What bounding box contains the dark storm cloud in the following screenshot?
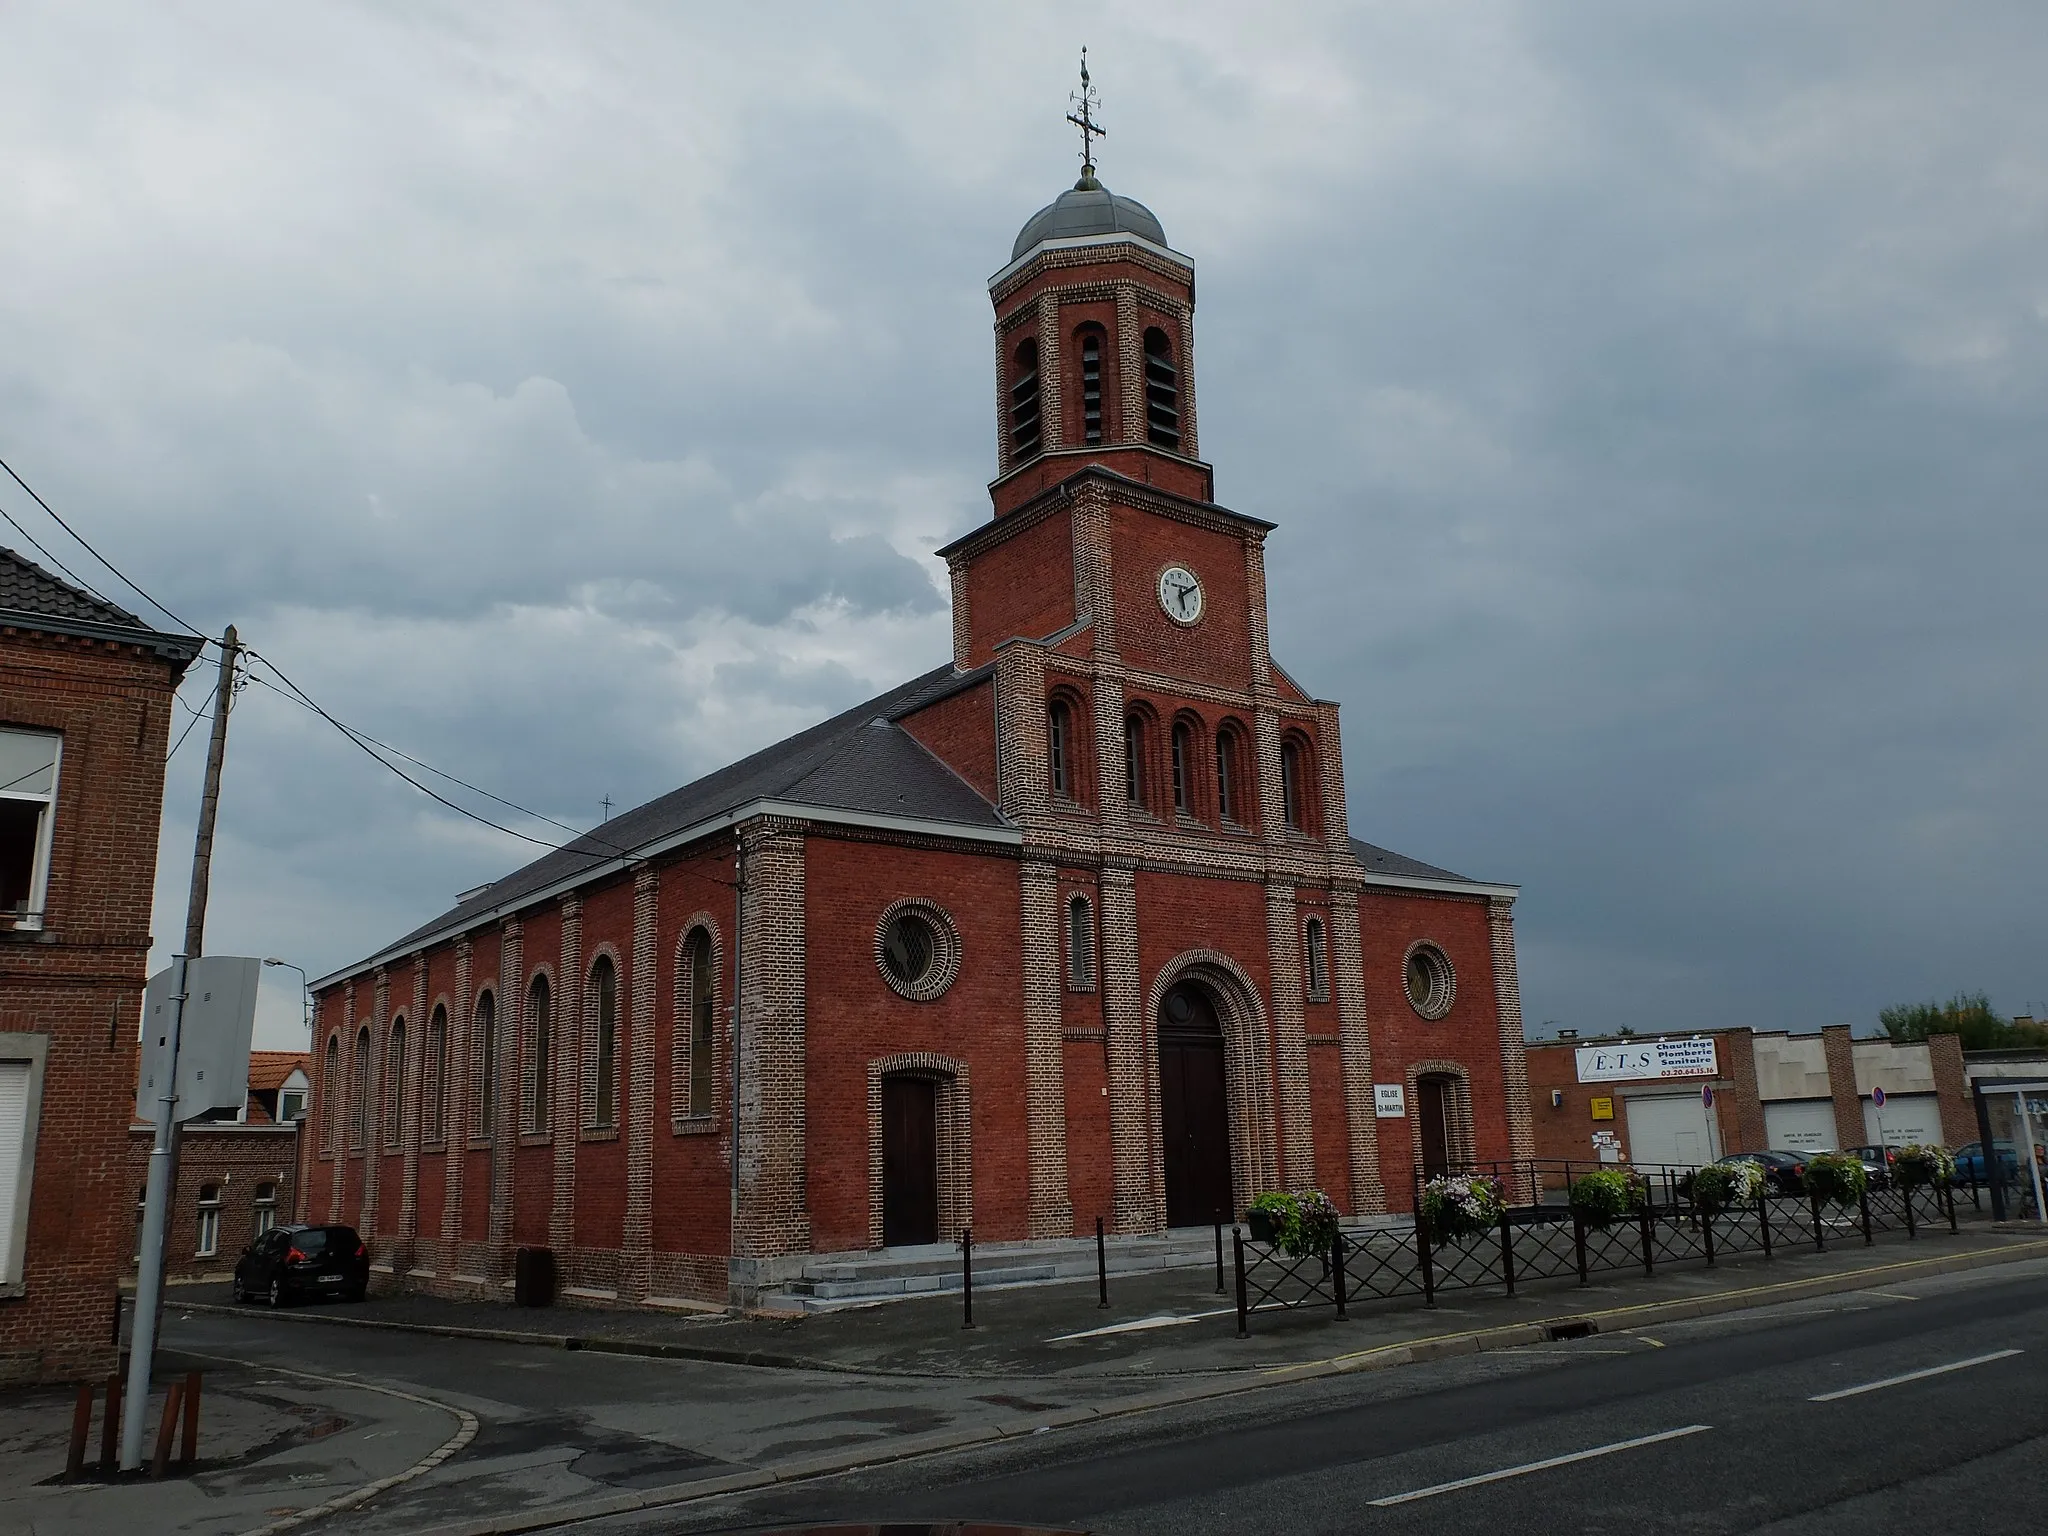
[1,2,2043,1045]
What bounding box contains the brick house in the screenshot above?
[0,551,200,1383]
[306,167,1534,1307]
[125,1051,310,1282]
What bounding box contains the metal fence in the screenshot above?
[1230,1160,1967,1336]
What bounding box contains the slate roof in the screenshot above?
[1348,837,1476,885]
[0,547,202,660]
[367,663,1006,963]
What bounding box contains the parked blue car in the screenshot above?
[1952,1141,2042,1183]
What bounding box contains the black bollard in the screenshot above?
[960,1227,975,1330]
[1096,1215,1109,1309]
[1332,1230,1348,1320]
[1233,1227,1249,1338]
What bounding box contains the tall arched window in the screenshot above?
[1171,720,1193,815]
[425,1004,447,1142]
[473,990,497,1138]
[322,1035,340,1151]
[1124,712,1149,810]
[1216,725,1244,826]
[351,1026,370,1147]
[1304,916,1329,1001]
[1079,330,1104,443]
[384,1015,406,1145]
[526,974,551,1134]
[1010,338,1042,460]
[1143,328,1179,450]
[1067,894,1095,990]
[589,955,619,1129]
[685,930,715,1118]
[1281,737,1311,833]
[1048,699,1072,800]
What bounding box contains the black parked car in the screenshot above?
[231,1224,369,1306]
[1842,1144,1898,1190]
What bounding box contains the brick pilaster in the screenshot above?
[1037,290,1064,450]
[623,868,659,1298]
[395,953,427,1271]
[734,817,811,1261]
[1821,1024,1865,1150]
[441,939,471,1271]
[550,899,581,1257]
[1115,281,1142,447]
[994,642,1050,819]
[1098,862,1155,1233]
[329,986,352,1221]
[1175,301,1199,459]
[1927,1032,1974,1147]
[1242,536,1272,695]
[1019,859,1072,1237]
[1486,899,1536,1176]
[490,924,521,1270]
[1253,705,1284,838]
[361,966,388,1241]
[1329,890,1385,1214]
[1724,1028,1767,1154]
[1263,881,1315,1190]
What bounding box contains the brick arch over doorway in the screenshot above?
[1144,949,1279,1228]
[865,1053,973,1250]
[1403,1058,1476,1192]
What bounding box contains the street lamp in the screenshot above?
[263,957,312,1046]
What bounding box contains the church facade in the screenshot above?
[307,167,1535,1307]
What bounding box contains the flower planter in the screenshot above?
[1246,1208,1281,1245]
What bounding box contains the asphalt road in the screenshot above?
[616,1261,2048,1535]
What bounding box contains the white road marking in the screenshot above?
[1809,1349,2022,1402]
[1049,1309,1233,1341]
[1367,1424,1713,1506]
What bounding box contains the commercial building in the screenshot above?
[1527,1025,1974,1170]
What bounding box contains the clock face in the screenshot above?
[1157,564,1203,625]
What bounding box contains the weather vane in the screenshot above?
[1067,47,1104,186]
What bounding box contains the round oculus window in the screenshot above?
[1404,942,1456,1020]
[875,900,962,1002]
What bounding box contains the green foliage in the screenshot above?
[1244,1190,1341,1259]
[1690,1160,1765,1213]
[1420,1175,1506,1241]
[1568,1169,1646,1228]
[1893,1144,1956,1190]
[1805,1152,1868,1208]
[1879,991,2048,1052]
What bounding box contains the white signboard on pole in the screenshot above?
[1574,1037,1718,1084]
[137,956,260,1121]
[1374,1084,1407,1118]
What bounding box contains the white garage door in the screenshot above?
[1864,1094,1942,1148]
[1626,1094,1716,1170]
[1765,1099,1839,1153]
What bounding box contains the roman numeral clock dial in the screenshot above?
[1157,564,1203,626]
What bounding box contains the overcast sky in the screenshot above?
[5,3,2044,1050]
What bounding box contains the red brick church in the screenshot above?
[308,153,1535,1307]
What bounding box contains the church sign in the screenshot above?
[1575,1038,1717,1084]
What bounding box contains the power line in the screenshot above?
[166,701,211,764]
[0,499,124,611]
[240,648,626,860]
[0,452,208,639]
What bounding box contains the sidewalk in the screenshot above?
[0,1349,468,1536]
[168,1222,2048,1381]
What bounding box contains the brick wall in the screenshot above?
[0,625,189,1384]
[124,1123,302,1282]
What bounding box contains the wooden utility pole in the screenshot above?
[124,623,238,1470]
[183,623,239,956]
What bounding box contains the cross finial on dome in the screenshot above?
[1066,47,1105,190]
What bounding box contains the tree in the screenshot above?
[1879,991,2048,1052]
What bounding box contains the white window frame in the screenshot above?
[0,730,62,932]
[253,1183,278,1237]
[196,1185,222,1257]
[0,1033,49,1295]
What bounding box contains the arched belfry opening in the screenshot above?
[1157,980,1234,1227]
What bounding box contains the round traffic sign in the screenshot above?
[1872,1086,1886,1107]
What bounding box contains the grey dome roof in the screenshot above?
[1012,179,1167,261]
